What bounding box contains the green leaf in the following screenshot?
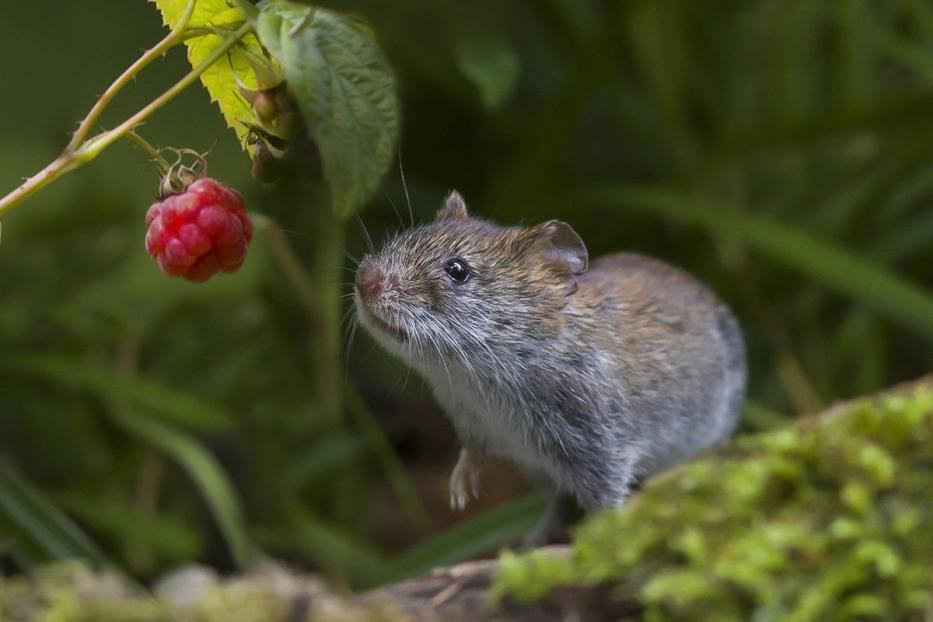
[0,467,112,569]
[589,186,933,342]
[150,0,269,150]
[256,2,400,214]
[108,404,254,570]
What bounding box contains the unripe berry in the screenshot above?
[145,178,253,283]
[253,90,279,124]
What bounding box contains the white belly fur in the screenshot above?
[424,366,553,479]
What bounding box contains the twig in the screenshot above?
[125,130,172,172]
[254,214,321,327]
[68,0,198,151]
[0,22,252,216]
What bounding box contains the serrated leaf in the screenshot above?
[150,0,268,150]
[256,2,399,214]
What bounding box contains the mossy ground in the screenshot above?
[495,382,933,621]
[3,382,932,622]
[0,562,410,622]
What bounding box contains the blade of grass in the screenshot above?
[866,21,933,81]
[265,507,386,587]
[871,209,933,263]
[742,400,791,432]
[830,0,872,107]
[369,494,547,588]
[624,1,696,166]
[711,90,933,156]
[290,431,366,489]
[588,186,933,341]
[56,492,202,563]
[0,467,113,568]
[9,353,232,432]
[106,402,253,570]
[346,385,432,531]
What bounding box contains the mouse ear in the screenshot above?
[436,191,469,221]
[527,220,588,276]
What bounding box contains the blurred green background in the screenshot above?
[1,0,932,589]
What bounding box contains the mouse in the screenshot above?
[354,191,746,541]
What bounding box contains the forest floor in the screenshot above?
[2,375,931,621]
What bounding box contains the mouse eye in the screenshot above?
[443,257,471,283]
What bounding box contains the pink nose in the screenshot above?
[356,262,396,303]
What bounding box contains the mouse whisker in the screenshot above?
[353,213,375,253]
[382,188,406,229]
[343,315,360,372]
[397,148,414,227]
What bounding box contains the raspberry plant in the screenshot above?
[0,0,399,426]
[0,0,400,569]
[0,0,398,216]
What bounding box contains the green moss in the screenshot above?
[494,384,933,621]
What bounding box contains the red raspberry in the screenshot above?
[145,178,253,283]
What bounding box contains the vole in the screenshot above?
[354,192,746,537]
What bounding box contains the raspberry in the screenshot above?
[145,178,253,283]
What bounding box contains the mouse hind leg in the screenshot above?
[521,452,639,547]
[522,493,581,548]
[572,448,640,511]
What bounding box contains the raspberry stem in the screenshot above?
[309,202,346,425]
[0,15,252,216]
[125,131,172,173]
[254,214,320,325]
[68,0,198,151]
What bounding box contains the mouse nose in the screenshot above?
[356,261,397,304]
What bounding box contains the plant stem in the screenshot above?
[125,131,172,172]
[0,22,252,216]
[255,208,345,427]
[76,23,253,169]
[310,205,347,426]
[254,214,321,326]
[68,0,198,151]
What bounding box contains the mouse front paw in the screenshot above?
[449,447,481,511]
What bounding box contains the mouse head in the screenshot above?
[354,191,588,373]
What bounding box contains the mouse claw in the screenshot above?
[469,465,481,500]
[449,486,467,511]
[449,447,481,511]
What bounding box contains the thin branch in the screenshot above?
[0,23,252,216]
[125,130,172,172]
[254,214,321,327]
[68,0,198,150]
